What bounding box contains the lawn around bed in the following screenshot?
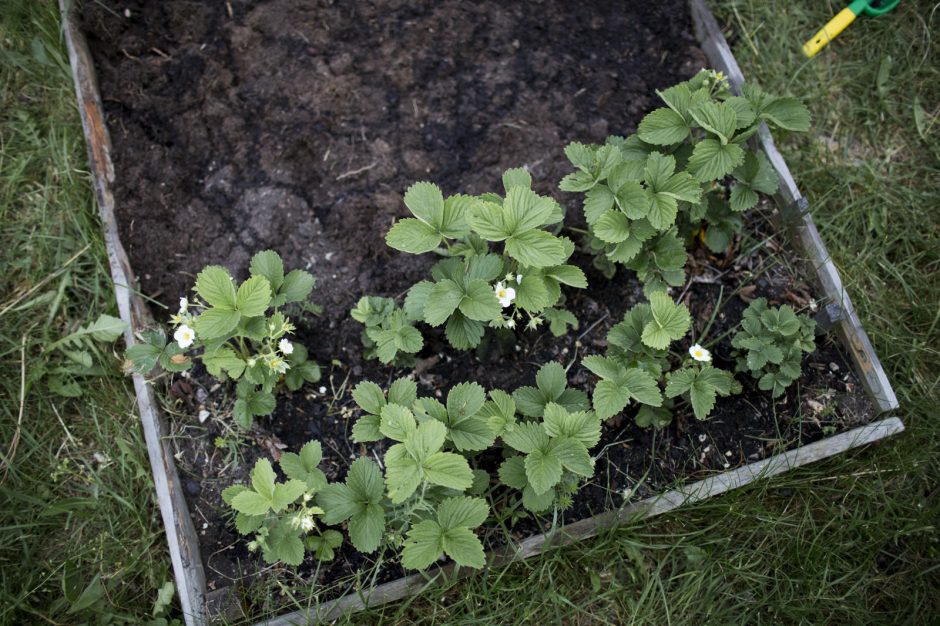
[0,1,937,624]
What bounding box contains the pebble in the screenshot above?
[829,362,840,372]
[318,386,327,394]
[198,409,210,423]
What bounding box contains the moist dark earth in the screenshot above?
[83,0,875,613]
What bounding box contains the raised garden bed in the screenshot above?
[61,0,902,624]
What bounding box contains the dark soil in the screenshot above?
[82,0,875,616]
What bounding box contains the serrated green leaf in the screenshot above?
[423,279,464,326]
[615,181,650,219]
[194,307,240,340]
[271,479,307,511]
[442,527,486,569]
[642,292,691,349]
[583,185,615,225]
[459,279,502,321]
[559,170,597,192]
[501,421,550,454]
[445,311,485,350]
[502,167,532,191]
[760,97,810,132]
[234,276,271,317]
[688,139,745,182]
[280,269,315,304]
[524,448,563,495]
[249,250,284,291]
[522,484,556,512]
[505,229,566,268]
[690,101,737,144]
[352,380,385,415]
[498,456,528,489]
[230,490,271,516]
[729,183,759,212]
[592,379,632,420]
[550,436,594,476]
[380,403,417,442]
[544,265,587,288]
[437,496,489,530]
[404,181,445,225]
[195,266,236,310]
[446,382,486,422]
[403,281,434,321]
[250,459,276,500]
[401,520,444,570]
[637,107,690,145]
[423,452,474,491]
[386,218,442,253]
[594,210,631,243]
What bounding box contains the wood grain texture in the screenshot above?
[58,1,208,624]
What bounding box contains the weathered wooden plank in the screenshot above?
[688,0,899,413]
[57,2,208,624]
[262,417,904,625]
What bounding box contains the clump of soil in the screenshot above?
[82,0,875,616]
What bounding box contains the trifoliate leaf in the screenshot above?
[543,403,601,448]
[637,107,690,145]
[642,292,691,349]
[688,139,745,182]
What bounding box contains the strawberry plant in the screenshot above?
[731,298,816,397]
[126,251,320,428]
[376,168,586,350]
[560,70,809,293]
[350,296,423,366]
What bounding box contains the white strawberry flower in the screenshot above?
[494,281,516,308]
[278,338,294,355]
[179,296,189,313]
[515,273,523,284]
[689,343,711,362]
[174,324,196,349]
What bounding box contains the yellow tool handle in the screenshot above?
[803,7,858,58]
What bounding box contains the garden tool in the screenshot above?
[802,0,901,58]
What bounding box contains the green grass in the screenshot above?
[0,1,171,623]
[1,0,937,624]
